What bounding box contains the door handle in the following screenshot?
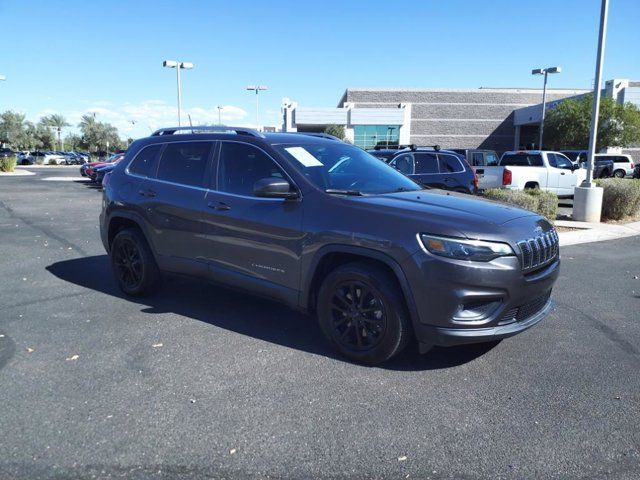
[560,172,566,175]
[476,169,485,174]
[138,189,156,197]
[208,201,231,211]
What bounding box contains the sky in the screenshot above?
[1,0,639,139]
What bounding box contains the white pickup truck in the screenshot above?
[479,150,587,197]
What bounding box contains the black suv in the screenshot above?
[100,127,559,364]
[368,146,477,194]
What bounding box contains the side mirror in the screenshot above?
[253,177,298,199]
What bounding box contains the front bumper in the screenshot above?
[401,247,559,348]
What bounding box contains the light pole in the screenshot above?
[163,60,194,126]
[532,66,561,149]
[216,105,224,125]
[246,85,267,130]
[573,0,608,223]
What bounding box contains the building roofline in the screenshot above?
[343,87,591,94]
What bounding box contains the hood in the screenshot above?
[351,189,541,240]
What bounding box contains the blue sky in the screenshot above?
[1,0,639,139]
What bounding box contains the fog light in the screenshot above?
[453,299,502,321]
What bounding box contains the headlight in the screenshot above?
[419,234,514,262]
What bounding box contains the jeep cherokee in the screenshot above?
[100,126,560,365]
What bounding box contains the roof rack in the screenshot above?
[151,126,265,138]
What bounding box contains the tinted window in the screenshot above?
[471,152,485,166]
[414,153,438,174]
[547,153,558,167]
[391,153,415,175]
[439,154,464,173]
[128,144,161,177]
[485,152,498,166]
[501,154,543,167]
[156,142,212,187]
[218,142,285,196]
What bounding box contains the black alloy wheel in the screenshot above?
[317,262,411,365]
[329,281,387,351]
[110,228,159,296]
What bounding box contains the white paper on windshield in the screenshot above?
[285,147,324,167]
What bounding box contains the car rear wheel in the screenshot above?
[110,228,160,296]
[317,262,411,365]
[613,169,625,178]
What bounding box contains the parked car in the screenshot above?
[448,149,500,190]
[369,146,477,194]
[482,150,586,197]
[25,151,66,165]
[100,126,559,365]
[560,150,614,178]
[86,154,125,181]
[81,154,123,178]
[633,163,640,179]
[0,148,14,158]
[595,153,635,178]
[94,162,118,185]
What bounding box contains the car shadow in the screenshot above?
[46,255,498,371]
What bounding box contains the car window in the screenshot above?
[547,153,558,168]
[485,152,498,166]
[390,153,415,175]
[156,141,212,187]
[439,154,464,173]
[555,154,573,170]
[501,154,543,167]
[218,142,285,197]
[128,144,162,177]
[413,153,438,174]
[472,152,485,166]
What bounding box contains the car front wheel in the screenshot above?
[317,262,411,365]
[614,169,625,178]
[110,228,160,296]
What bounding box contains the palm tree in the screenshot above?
[42,114,70,151]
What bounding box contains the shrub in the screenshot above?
[48,158,59,165]
[595,178,640,220]
[483,188,558,222]
[0,156,17,172]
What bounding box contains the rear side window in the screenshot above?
[128,144,161,177]
[501,154,543,166]
[472,152,485,166]
[439,154,464,173]
[218,142,285,196]
[413,153,438,174]
[156,142,212,187]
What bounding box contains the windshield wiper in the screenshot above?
[325,189,363,196]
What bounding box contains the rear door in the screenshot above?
[437,153,469,192]
[201,141,303,303]
[139,140,215,276]
[411,152,442,188]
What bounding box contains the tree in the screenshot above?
[78,114,123,152]
[544,94,640,150]
[323,124,346,140]
[41,114,70,151]
[34,123,56,150]
[64,133,83,151]
[0,111,30,148]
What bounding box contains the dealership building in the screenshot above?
[282,78,640,156]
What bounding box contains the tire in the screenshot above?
[110,227,160,296]
[613,169,625,178]
[524,183,539,190]
[317,262,412,365]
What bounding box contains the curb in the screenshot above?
[557,220,640,246]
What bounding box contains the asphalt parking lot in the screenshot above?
[1,167,640,479]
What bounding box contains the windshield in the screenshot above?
[275,143,421,194]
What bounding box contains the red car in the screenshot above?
[81,154,124,181]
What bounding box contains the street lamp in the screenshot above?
[246,85,268,130]
[163,60,194,127]
[532,66,561,149]
[216,105,224,125]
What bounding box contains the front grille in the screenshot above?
[498,291,551,325]
[517,229,559,271]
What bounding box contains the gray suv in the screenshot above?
[100,127,560,365]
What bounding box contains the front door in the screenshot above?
[202,141,303,304]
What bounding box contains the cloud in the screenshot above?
[63,100,250,138]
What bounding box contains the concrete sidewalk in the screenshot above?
[556,219,640,246]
